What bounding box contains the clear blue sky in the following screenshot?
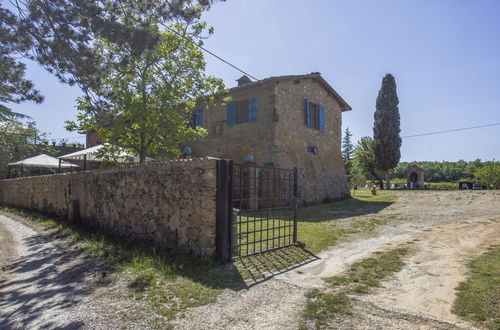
[9,0,500,161]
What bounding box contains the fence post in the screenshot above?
[215,159,233,263]
[293,167,298,243]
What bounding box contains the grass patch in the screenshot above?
[326,247,409,291]
[303,289,350,326]
[0,206,241,323]
[298,191,398,253]
[452,245,500,329]
[303,245,411,328]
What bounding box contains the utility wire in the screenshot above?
[164,25,259,81]
[402,123,500,138]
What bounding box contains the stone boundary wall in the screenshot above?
[0,157,219,256]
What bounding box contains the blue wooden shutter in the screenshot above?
[304,98,311,127]
[318,104,325,131]
[227,101,235,126]
[195,109,203,127]
[248,96,258,122]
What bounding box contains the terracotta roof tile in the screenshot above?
[230,72,352,111]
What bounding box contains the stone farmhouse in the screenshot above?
[188,72,352,204]
[86,72,352,204]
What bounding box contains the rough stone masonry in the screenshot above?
[0,158,218,256]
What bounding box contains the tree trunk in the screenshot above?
[379,179,384,190]
[385,171,391,190]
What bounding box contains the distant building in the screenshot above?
[407,165,425,189]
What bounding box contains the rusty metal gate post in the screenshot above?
[215,159,233,263]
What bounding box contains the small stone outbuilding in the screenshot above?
[407,165,425,189]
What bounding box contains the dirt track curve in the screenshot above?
[1,190,499,329]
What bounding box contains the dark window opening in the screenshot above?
[309,102,320,129]
[236,99,249,124]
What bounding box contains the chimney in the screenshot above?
[236,75,252,86]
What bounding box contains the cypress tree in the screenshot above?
[373,74,401,189]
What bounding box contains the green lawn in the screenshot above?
[452,245,500,330]
[298,190,397,253]
[233,190,399,278]
[235,190,397,256]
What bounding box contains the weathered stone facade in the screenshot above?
[188,73,351,204]
[407,165,425,189]
[0,158,218,256]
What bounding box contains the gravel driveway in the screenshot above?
[1,190,499,329]
[173,191,500,329]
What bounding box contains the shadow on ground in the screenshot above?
[299,195,395,222]
[234,246,319,287]
[0,226,101,330]
[0,209,319,328]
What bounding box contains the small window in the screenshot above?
[193,109,203,128]
[227,97,258,126]
[236,99,249,124]
[304,99,325,131]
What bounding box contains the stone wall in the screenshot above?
[0,158,218,256]
[188,82,277,164]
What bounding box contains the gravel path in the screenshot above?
[0,214,95,328]
[1,191,498,329]
[173,191,500,329]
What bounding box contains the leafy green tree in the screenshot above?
[0,121,51,178]
[475,162,500,189]
[66,26,226,163]
[341,127,355,183]
[373,74,401,189]
[352,137,383,187]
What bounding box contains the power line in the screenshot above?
[163,25,259,81]
[402,123,500,138]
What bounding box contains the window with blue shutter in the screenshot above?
[195,108,203,127]
[318,104,325,131]
[227,101,236,126]
[304,98,311,127]
[228,97,258,125]
[304,99,325,130]
[248,96,258,122]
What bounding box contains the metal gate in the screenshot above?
[215,160,298,262]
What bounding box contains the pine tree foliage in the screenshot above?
[341,127,354,161]
[342,127,355,183]
[0,7,43,121]
[1,0,221,113]
[373,73,401,172]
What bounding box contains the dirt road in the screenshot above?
[1,191,499,329]
[173,191,500,329]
